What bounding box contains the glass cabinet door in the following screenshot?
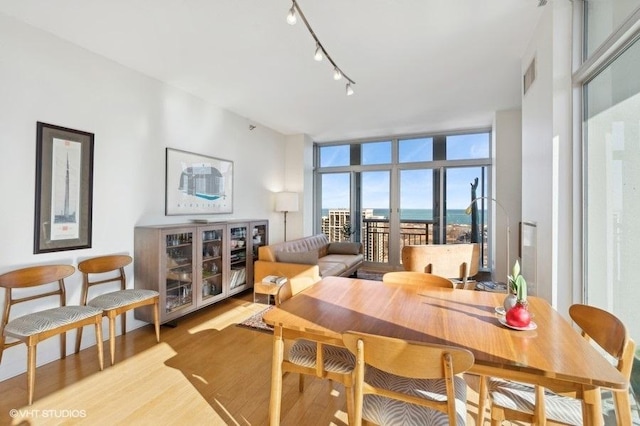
[251,222,268,259]
[200,226,225,303]
[229,224,248,293]
[164,231,195,314]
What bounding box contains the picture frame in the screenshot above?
[165,148,233,215]
[34,122,94,254]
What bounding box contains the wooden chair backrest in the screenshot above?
[275,277,317,306]
[382,271,454,288]
[401,243,478,280]
[0,265,75,343]
[343,330,474,425]
[569,304,635,377]
[77,255,132,305]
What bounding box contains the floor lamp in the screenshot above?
[275,192,299,241]
[466,196,510,289]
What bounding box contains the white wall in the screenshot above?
[0,14,289,380]
[494,109,522,285]
[520,1,575,314]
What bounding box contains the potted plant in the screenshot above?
[505,260,531,327]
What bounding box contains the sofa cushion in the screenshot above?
[276,250,319,265]
[317,260,348,277]
[323,253,365,269]
[328,242,361,255]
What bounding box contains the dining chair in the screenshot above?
[401,243,479,289]
[382,271,454,288]
[74,254,160,365]
[0,264,105,405]
[487,303,636,425]
[342,330,475,425]
[273,280,356,423]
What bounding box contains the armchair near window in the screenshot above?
[401,243,479,289]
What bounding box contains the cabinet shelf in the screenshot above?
[135,220,268,324]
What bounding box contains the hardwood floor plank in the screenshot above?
[0,290,495,425]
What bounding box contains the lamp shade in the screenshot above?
[275,192,299,213]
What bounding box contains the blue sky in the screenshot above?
[320,133,489,210]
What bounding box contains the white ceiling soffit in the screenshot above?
[0,0,544,142]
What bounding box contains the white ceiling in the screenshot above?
[0,0,544,142]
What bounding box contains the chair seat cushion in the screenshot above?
[362,366,468,425]
[288,339,355,373]
[88,289,158,310]
[4,306,103,337]
[488,377,583,425]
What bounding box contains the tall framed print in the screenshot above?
[165,148,233,215]
[34,122,94,253]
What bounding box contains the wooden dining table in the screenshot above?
[262,276,629,425]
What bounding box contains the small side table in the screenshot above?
[253,282,281,305]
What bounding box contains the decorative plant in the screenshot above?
[505,260,531,328]
[507,260,527,301]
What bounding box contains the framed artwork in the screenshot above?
[34,122,94,254]
[165,148,233,215]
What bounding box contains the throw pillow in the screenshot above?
[275,250,319,265]
[327,242,361,255]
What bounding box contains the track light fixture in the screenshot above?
[314,43,323,61]
[286,0,355,95]
[286,4,297,25]
[346,82,354,96]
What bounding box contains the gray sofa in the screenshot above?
[257,234,364,277]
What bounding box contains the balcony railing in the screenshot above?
[362,218,436,263]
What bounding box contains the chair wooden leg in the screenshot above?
[27,344,36,405]
[490,404,505,426]
[75,326,84,354]
[613,388,632,426]
[0,335,5,364]
[95,322,104,371]
[121,309,127,336]
[269,326,285,426]
[109,316,116,366]
[298,373,304,392]
[60,332,66,359]
[477,375,487,426]
[153,299,160,343]
[345,384,355,426]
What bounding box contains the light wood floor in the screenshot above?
[0,290,505,425]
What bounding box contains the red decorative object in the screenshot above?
[506,302,531,328]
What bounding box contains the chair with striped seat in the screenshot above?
[488,304,636,425]
[0,264,105,405]
[74,255,160,365]
[273,280,356,423]
[343,330,474,425]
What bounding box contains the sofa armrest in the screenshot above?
[253,260,321,292]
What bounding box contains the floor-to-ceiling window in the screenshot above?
[581,2,640,345]
[315,131,491,271]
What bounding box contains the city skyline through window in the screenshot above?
[316,131,491,269]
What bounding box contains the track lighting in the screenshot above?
[286,4,297,25]
[285,0,355,95]
[314,43,323,61]
[346,82,354,96]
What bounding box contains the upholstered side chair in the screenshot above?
[0,264,104,404]
[74,254,160,365]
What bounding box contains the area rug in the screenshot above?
[356,270,383,281]
[237,305,274,333]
